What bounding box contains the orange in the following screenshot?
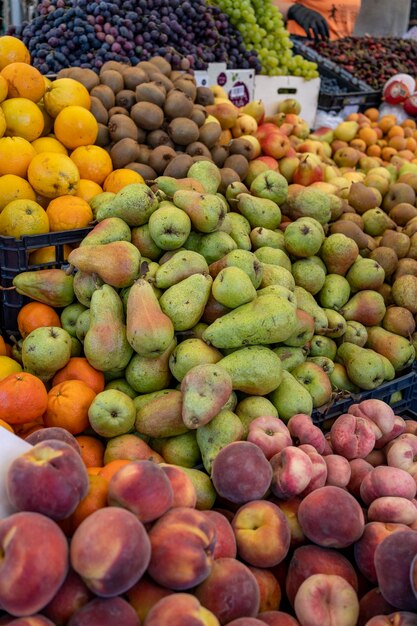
[17,302,61,338]
[0,76,7,103]
[43,379,96,435]
[0,98,44,142]
[0,356,22,380]
[52,357,105,394]
[29,244,72,265]
[98,459,132,482]
[87,467,102,476]
[0,37,30,70]
[0,372,48,424]
[0,418,13,432]
[54,107,98,150]
[75,179,103,203]
[0,174,36,211]
[46,195,93,231]
[68,474,109,532]
[0,136,36,177]
[31,136,68,155]
[0,199,49,237]
[13,418,44,437]
[1,62,45,102]
[364,107,379,122]
[43,78,90,118]
[103,168,144,193]
[70,145,113,185]
[76,435,105,468]
[27,152,80,198]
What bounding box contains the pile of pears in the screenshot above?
[13,157,417,448]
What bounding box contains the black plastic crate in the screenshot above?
[0,228,92,336]
[312,367,417,429]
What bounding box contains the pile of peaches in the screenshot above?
[1,398,417,626]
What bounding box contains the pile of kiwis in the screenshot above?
[57,56,255,191]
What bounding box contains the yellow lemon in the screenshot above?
[0,356,22,381]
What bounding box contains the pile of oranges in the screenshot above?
[0,36,145,243]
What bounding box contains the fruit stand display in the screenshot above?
[1,10,417,625]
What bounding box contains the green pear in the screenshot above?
[169,338,222,383]
[346,257,385,292]
[148,204,191,250]
[125,337,176,394]
[366,326,415,371]
[362,208,395,237]
[181,363,233,429]
[209,249,263,288]
[84,285,133,371]
[220,345,283,395]
[220,213,251,251]
[290,187,332,224]
[320,233,359,276]
[318,274,351,310]
[89,191,115,218]
[291,361,333,408]
[292,259,326,295]
[254,247,291,272]
[196,409,244,474]
[376,351,396,381]
[153,431,201,468]
[96,183,158,226]
[179,467,216,510]
[235,396,278,437]
[80,217,131,247]
[105,378,137,399]
[173,190,226,233]
[329,363,360,393]
[75,309,90,343]
[13,269,74,308]
[73,271,104,307]
[236,193,281,229]
[154,176,205,197]
[323,308,347,338]
[103,368,126,383]
[60,302,87,338]
[341,321,368,347]
[159,273,212,331]
[250,226,286,251]
[294,286,328,334]
[337,343,385,390]
[155,250,208,289]
[88,389,136,438]
[226,180,249,202]
[68,241,141,289]
[309,336,337,360]
[273,346,307,371]
[70,336,82,357]
[187,160,222,194]
[284,217,325,258]
[193,231,237,264]
[22,326,72,382]
[212,267,257,308]
[222,391,238,412]
[250,170,288,205]
[131,224,162,261]
[269,370,313,421]
[341,290,386,326]
[260,264,295,290]
[307,356,335,376]
[134,389,187,438]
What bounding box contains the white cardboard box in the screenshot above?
[207,64,255,107]
[254,75,321,129]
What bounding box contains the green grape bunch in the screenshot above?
[211,0,319,79]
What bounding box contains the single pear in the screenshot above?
[180,467,216,510]
[135,389,187,438]
[366,326,415,371]
[209,249,263,288]
[173,190,226,233]
[269,370,313,422]
[368,247,398,278]
[13,269,74,308]
[80,217,131,247]
[348,182,381,214]
[222,212,252,251]
[292,259,326,295]
[191,231,237,264]
[131,224,163,261]
[323,308,347,339]
[382,306,416,338]
[283,309,315,348]
[392,274,417,314]
[290,187,332,224]
[155,250,208,289]
[273,346,307,371]
[307,356,335,376]
[148,204,191,250]
[159,273,212,331]
[90,191,116,218]
[196,409,244,474]
[169,338,222,383]
[220,345,283,395]
[254,247,291,272]
[284,217,325,258]
[341,290,386,326]
[235,396,278,437]
[187,160,222,194]
[337,342,385,389]
[73,271,103,308]
[125,337,176,394]
[329,363,360,393]
[291,361,333,408]
[75,309,91,343]
[318,274,351,310]
[60,302,88,338]
[22,326,72,381]
[96,183,158,226]
[212,266,257,309]
[294,286,328,334]
[236,193,281,230]
[250,226,286,251]
[320,233,359,276]
[341,320,368,347]
[181,363,233,429]
[362,208,395,237]
[155,175,206,197]
[153,431,201,468]
[257,285,296,305]
[68,241,141,288]
[250,170,288,205]
[309,336,337,360]
[260,264,295,291]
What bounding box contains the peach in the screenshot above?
[160,464,197,508]
[294,574,359,626]
[143,593,220,626]
[103,433,163,464]
[365,450,386,467]
[348,458,374,499]
[349,400,396,436]
[248,567,281,613]
[287,414,326,454]
[386,435,417,474]
[364,614,417,626]
[147,507,216,590]
[269,447,312,499]
[374,417,406,449]
[257,612,300,626]
[225,620,266,626]
[367,496,417,525]
[211,442,272,504]
[126,575,171,623]
[194,557,260,624]
[354,522,411,584]
[0,512,69,617]
[286,544,358,606]
[202,510,237,559]
[247,416,292,459]
[272,497,305,549]
[67,597,140,626]
[358,588,396,626]
[360,466,417,504]
[232,500,290,568]
[6,440,89,520]
[324,454,352,487]
[298,444,328,496]
[405,420,417,435]
[374,530,417,610]
[42,569,93,625]
[107,460,173,522]
[25,427,81,454]
[297,486,365,548]
[6,618,55,626]
[70,507,151,597]
[330,414,376,459]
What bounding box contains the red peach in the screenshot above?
[25,427,81,454]
[324,454,352,487]
[294,574,359,626]
[348,400,395,435]
[364,614,417,626]
[287,414,326,454]
[270,447,312,499]
[330,414,376,460]
[248,567,281,613]
[247,416,292,460]
[272,497,305,549]
[257,612,300,626]
[126,575,171,624]
[160,464,197,508]
[298,444,328,496]
[348,458,374,499]
[375,530,417,610]
[360,466,417,504]
[225,620,266,626]
[0,512,69,617]
[367,496,417,525]
[5,618,55,626]
[70,507,151,597]
[354,522,411,584]
[364,450,386,467]
[202,510,237,559]
[404,420,417,435]
[67,597,140,626]
[143,593,220,626]
[42,569,93,625]
[358,587,396,626]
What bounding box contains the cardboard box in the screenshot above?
[254,75,321,128]
[207,64,255,107]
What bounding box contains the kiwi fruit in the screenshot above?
[136,144,152,165]
[211,145,229,168]
[192,155,213,163]
[125,162,157,180]
[147,129,174,149]
[57,68,72,79]
[66,67,100,91]
[163,154,193,178]
[168,118,199,146]
[96,123,110,148]
[90,97,109,125]
[149,56,172,76]
[190,106,207,127]
[169,71,183,82]
[136,127,147,144]
[131,102,164,131]
[110,138,140,169]
[186,142,212,159]
[108,106,129,117]
[164,89,194,119]
[149,145,177,175]
[229,138,256,160]
[219,168,241,195]
[136,82,166,108]
[137,61,161,75]
[115,90,136,110]
[147,70,173,92]
[224,154,249,180]
[196,86,215,107]
[199,122,222,148]
[108,114,138,142]
[100,70,124,94]
[90,84,115,110]
[173,78,197,102]
[100,61,127,74]
[122,67,148,90]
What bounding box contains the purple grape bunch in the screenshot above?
[9,0,261,75]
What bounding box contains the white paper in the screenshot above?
[0,428,32,519]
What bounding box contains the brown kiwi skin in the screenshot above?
[224,154,249,180]
[100,61,127,74]
[126,162,157,180]
[149,56,172,76]
[110,138,140,169]
[196,87,215,106]
[164,89,194,119]
[108,114,139,142]
[186,142,212,159]
[122,67,148,90]
[147,129,175,149]
[192,155,213,163]
[190,106,207,127]
[115,90,136,110]
[131,102,164,131]
[136,127,147,144]
[108,106,129,118]
[135,82,166,108]
[136,145,152,165]
[219,168,241,195]
[147,71,173,92]
[65,67,100,91]
[163,154,193,178]
[199,122,222,149]
[90,97,109,125]
[90,85,115,110]
[149,146,177,175]
[100,70,124,94]
[96,123,111,148]
[211,145,229,168]
[173,77,197,102]
[229,138,256,161]
[168,118,199,146]
[169,71,183,82]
